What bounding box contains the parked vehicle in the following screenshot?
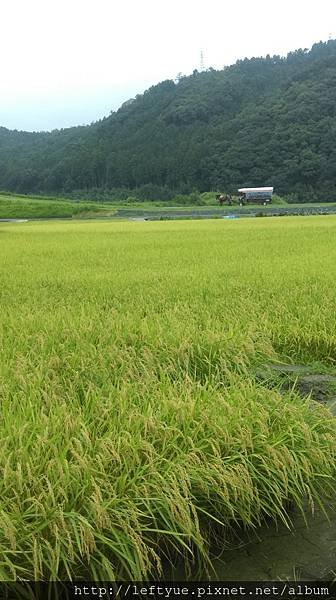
[238,187,273,206]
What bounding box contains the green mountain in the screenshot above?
[1,40,336,201]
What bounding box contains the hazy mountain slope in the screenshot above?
[0,40,336,200]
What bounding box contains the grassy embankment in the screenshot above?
[0,194,115,219]
[0,217,336,580]
[2,192,336,220]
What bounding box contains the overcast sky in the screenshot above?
[1,0,335,132]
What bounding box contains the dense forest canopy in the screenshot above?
[1,40,336,201]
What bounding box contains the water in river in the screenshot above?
[166,501,336,581]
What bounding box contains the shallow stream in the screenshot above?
[209,502,336,581]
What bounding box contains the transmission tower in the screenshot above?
[200,50,205,71]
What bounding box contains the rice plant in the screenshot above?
[0,216,335,580]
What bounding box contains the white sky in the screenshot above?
[0,0,335,132]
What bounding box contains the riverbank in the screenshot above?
[3,203,336,223]
[2,192,336,221]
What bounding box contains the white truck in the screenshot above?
[238,187,274,206]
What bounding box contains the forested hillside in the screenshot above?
[1,40,336,201]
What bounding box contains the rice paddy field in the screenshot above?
[0,216,336,581]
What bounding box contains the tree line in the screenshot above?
[1,40,336,202]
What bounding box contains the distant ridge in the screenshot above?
[1,39,336,201]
